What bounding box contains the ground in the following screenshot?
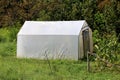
[0,56,120,80]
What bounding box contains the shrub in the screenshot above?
[0,28,9,42]
[7,27,20,42]
[0,25,20,57]
[93,30,120,70]
[0,42,16,57]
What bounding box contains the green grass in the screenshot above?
[0,28,120,80]
[0,56,120,80]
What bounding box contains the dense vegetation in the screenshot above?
[0,0,120,79]
[0,0,120,34]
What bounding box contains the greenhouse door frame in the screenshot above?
[82,28,90,58]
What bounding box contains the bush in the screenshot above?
[0,26,20,43]
[0,28,10,42]
[0,26,20,57]
[7,27,20,42]
[93,30,120,70]
[0,42,16,57]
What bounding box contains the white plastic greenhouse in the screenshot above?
[17,20,93,60]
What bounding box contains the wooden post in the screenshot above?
[87,51,90,72]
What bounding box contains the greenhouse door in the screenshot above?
[82,29,90,57]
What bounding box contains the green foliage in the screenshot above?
[0,28,9,42]
[0,0,119,35]
[7,27,20,42]
[0,27,19,57]
[0,42,16,57]
[36,10,51,21]
[0,27,20,42]
[93,30,120,70]
[94,12,106,32]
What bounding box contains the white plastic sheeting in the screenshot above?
[17,20,92,60]
[18,21,86,35]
